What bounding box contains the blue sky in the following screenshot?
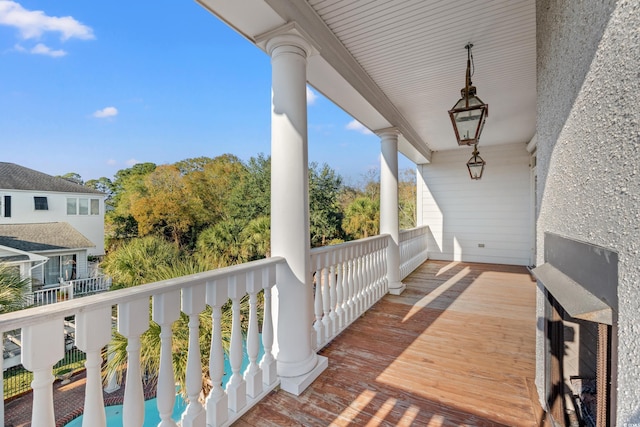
[0,0,412,186]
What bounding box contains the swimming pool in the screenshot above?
[65,342,263,426]
[63,395,187,427]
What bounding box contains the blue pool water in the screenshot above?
[65,342,264,426]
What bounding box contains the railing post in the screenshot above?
[22,319,64,427]
[335,249,345,332]
[328,251,338,337]
[152,291,181,427]
[76,307,112,427]
[227,274,247,412]
[118,298,149,427]
[321,258,331,343]
[181,286,207,427]
[244,271,263,398]
[259,266,277,386]
[205,279,229,427]
[313,255,323,350]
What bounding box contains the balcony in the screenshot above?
[0,226,544,426]
[26,275,113,307]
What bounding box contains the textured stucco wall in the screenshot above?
[536,0,640,422]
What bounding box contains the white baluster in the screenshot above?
[259,266,277,385]
[321,261,331,343]
[244,270,263,398]
[152,291,181,427]
[355,246,364,316]
[334,250,345,332]
[227,274,247,412]
[329,253,338,337]
[205,279,228,427]
[76,307,112,427]
[313,256,323,349]
[346,249,356,323]
[382,240,389,293]
[364,247,373,309]
[181,286,207,427]
[119,298,149,427]
[22,319,64,427]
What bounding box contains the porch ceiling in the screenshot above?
[197,0,536,164]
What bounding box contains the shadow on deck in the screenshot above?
[235,260,548,427]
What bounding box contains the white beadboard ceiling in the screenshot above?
[197,0,537,164]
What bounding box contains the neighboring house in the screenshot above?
[0,162,106,288]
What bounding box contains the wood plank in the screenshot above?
[235,260,545,426]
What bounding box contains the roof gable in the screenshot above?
[0,163,104,195]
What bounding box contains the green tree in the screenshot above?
[58,172,83,185]
[309,162,343,246]
[0,264,31,313]
[185,154,248,228]
[106,163,157,247]
[240,216,271,259]
[129,165,207,245]
[101,235,181,289]
[227,154,271,224]
[342,196,380,239]
[398,168,416,229]
[195,219,247,268]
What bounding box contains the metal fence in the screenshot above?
[3,346,86,400]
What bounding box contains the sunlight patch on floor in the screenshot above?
[402,267,470,322]
[333,389,376,425]
[435,261,462,276]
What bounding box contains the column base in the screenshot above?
[279,355,328,396]
[388,281,406,295]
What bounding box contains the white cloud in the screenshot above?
[306,86,317,106]
[106,159,117,166]
[93,106,118,118]
[0,1,94,41]
[126,158,140,167]
[345,119,373,135]
[30,42,66,57]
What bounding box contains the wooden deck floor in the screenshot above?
[235,261,546,427]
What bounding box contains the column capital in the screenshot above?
[257,22,319,58]
[375,127,401,139]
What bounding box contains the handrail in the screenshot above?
[399,225,430,280]
[310,235,388,350]
[0,257,285,427]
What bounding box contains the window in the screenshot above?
[34,196,48,210]
[79,198,89,215]
[67,198,77,215]
[67,197,100,215]
[90,199,99,215]
[3,196,10,217]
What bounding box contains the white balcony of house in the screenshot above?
[1,228,429,427]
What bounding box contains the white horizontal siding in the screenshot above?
[419,143,532,266]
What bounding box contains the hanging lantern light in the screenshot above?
[467,144,485,180]
[448,43,488,146]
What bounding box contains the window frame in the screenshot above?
[34,196,48,211]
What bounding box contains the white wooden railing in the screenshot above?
[70,275,112,296]
[0,257,283,427]
[310,235,388,350]
[1,233,430,427]
[25,275,112,307]
[399,225,430,280]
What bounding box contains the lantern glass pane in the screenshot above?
[468,163,483,179]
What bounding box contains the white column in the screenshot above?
[378,128,406,295]
[263,24,327,394]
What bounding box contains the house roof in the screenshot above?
[0,162,104,195]
[0,223,96,252]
